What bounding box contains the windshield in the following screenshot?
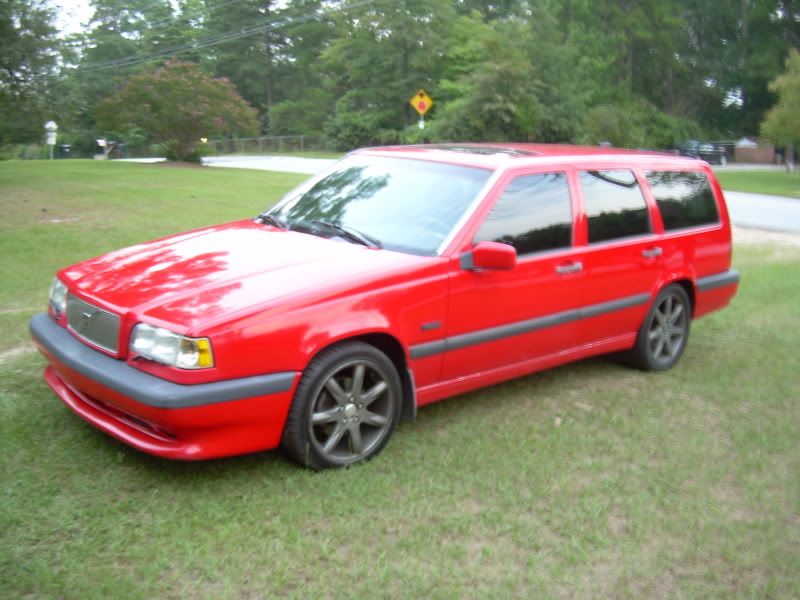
[264,155,492,255]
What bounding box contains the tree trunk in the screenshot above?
[786,141,796,173]
[401,41,409,129]
[740,0,748,110]
[264,1,274,130]
[784,0,798,48]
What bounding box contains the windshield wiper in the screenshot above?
[310,220,382,249]
[256,213,287,229]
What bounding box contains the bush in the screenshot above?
[97,61,259,162]
[581,102,702,149]
[158,139,213,163]
[269,89,332,136]
[65,131,100,158]
[0,144,48,160]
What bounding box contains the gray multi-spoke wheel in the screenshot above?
[628,284,691,371]
[281,342,402,469]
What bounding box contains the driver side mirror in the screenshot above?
[461,241,517,271]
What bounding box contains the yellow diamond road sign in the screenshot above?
[410,90,433,116]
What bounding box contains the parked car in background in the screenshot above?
[677,140,727,165]
[31,144,739,469]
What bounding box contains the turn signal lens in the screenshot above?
[130,323,214,369]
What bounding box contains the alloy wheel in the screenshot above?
[307,359,396,464]
[646,291,688,366]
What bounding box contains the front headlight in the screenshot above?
[130,323,214,369]
[49,278,68,316]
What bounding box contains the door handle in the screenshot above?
[642,247,663,258]
[556,261,583,274]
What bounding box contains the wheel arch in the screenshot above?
[668,278,696,317]
[305,332,417,423]
[655,272,697,318]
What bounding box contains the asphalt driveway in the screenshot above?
[723,191,800,233]
[203,155,336,174]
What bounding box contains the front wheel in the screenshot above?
[627,284,691,371]
[281,342,402,469]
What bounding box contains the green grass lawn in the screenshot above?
[1,160,798,598]
[717,170,800,198]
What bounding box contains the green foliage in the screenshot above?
[202,0,281,119]
[3,0,800,150]
[761,50,800,146]
[0,0,60,145]
[62,0,186,133]
[581,101,701,148]
[270,89,333,136]
[158,139,214,163]
[96,61,259,161]
[320,0,456,149]
[0,143,47,160]
[59,129,98,158]
[427,18,541,142]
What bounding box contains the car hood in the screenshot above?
[61,220,436,332]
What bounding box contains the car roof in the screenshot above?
[355,143,703,171]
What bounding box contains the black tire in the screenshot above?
[626,284,691,371]
[281,342,402,469]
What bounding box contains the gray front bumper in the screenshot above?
[30,313,297,409]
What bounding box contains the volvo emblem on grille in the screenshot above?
[78,309,99,333]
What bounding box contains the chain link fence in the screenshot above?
[206,135,330,155]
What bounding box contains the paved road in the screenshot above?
[124,155,800,233]
[202,155,336,174]
[119,155,336,173]
[714,163,785,172]
[723,191,800,233]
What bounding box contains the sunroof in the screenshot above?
[426,144,539,157]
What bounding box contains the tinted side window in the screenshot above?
[580,170,650,243]
[645,171,719,230]
[474,173,572,255]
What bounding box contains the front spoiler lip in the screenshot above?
[43,365,203,459]
[30,312,296,409]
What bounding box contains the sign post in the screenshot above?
[409,90,433,130]
[44,121,58,160]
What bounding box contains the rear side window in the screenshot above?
[580,170,650,243]
[474,172,572,255]
[645,171,719,230]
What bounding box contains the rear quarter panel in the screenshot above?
[637,163,735,317]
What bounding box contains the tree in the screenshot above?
[203,0,283,129]
[63,0,188,133]
[761,49,800,172]
[0,0,60,144]
[321,0,456,148]
[428,15,541,142]
[268,0,336,135]
[97,61,259,161]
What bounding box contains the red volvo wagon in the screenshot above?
[31,144,739,468]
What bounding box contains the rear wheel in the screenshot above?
[627,284,691,371]
[281,342,402,469]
